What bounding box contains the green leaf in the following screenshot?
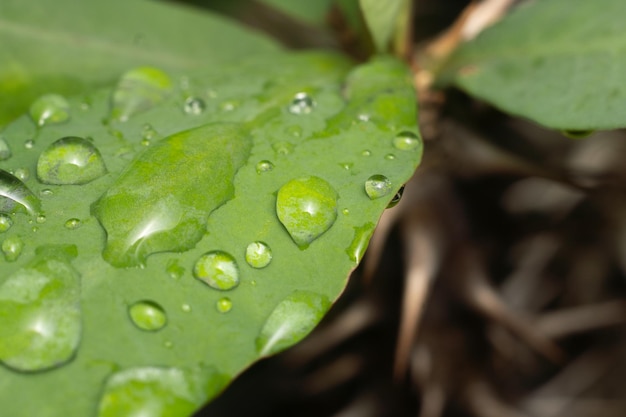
[359,0,409,52]
[0,51,421,417]
[0,0,280,127]
[434,0,626,130]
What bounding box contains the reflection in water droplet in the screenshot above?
[276,176,338,249]
[29,94,70,127]
[216,297,232,313]
[0,136,11,161]
[256,160,274,174]
[0,169,41,215]
[346,223,375,263]
[24,140,34,150]
[193,251,239,290]
[97,365,229,417]
[64,218,81,229]
[365,174,392,200]
[183,97,206,115]
[256,291,330,356]
[0,245,81,371]
[2,235,23,262]
[288,92,315,115]
[387,185,405,208]
[245,242,272,269]
[37,137,107,185]
[111,67,172,122]
[13,167,30,181]
[129,301,167,331]
[393,131,422,151]
[166,259,184,280]
[0,214,12,232]
[272,142,294,155]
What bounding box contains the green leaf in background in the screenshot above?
[0,51,421,417]
[434,0,626,130]
[0,0,280,127]
[359,0,409,53]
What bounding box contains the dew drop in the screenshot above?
[0,214,13,233]
[219,100,239,112]
[361,150,371,157]
[35,213,46,224]
[110,67,172,122]
[393,131,422,151]
[276,176,338,249]
[245,242,272,269]
[40,189,53,197]
[357,113,370,122]
[29,94,70,127]
[193,251,239,290]
[166,259,184,280]
[37,136,108,185]
[216,297,232,313]
[24,140,35,150]
[385,153,396,160]
[0,136,11,161]
[181,303,191,313]
[13,167,30,182]
[387,185,405,208]
[346,223,375,263]
[0,245,81,371]
[142,124,158,141]
[288,92,315,115]
[256,160,274,174]
[342,208,350,215]
[129,301,167,331]
[2,235,23,262]
[64,218,81,229]
[0,169,41,215]
[183,97,206,115]
[339,162,353,171]
[365,174,392,200]
[256,291,330,356]
[272,141,294,155]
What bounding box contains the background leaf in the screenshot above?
[434,0,626,130]
[0,52,421,417]
[0,0,280,127]
[359,0,409,53]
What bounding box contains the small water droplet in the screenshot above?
[288,92,315,115]
[357,113,370,122]
[36,213,46,224]
[393,131,422,151]
[24,139,35,149]
[339,162,353,171]
[256,160,274,174]
[256,291,330,356]
[387,185,405,208]
[193,251,239,290]
[346,223,375,263]
[342,208,350,215]
[37,136,107,185]
[166,259,184,280]
[0,245,81,371]
[2,235,23,261]
[365,174,392,200]
[181,303,191,313]
[0,136,11,161]
[385,153,396,160]
[276,176,338,249]
[13,167,30,182]
[129,300,167,331]
[0,169,41,215]
[111,67,172,121]
[286,125,303,137]
[142,124,158,141]
[40,189,53,197]
[64,218,81,229]
[216,297,232,313]
[0,214,13,232]
[183,97,206,115]
[272,142,294,155]
[361,150,371,157]
[140,138,151,147]
[219,100,239,112]
[164,340,174,349]
[29,94,70,126]
[245,242,272,269]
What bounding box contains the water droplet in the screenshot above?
[2,235,23,261]
[286,125,303,137]
[216,297,232,313]
[24,139,35,149]
[128,301,167,331]
[37,136,108,185]
[40,189,53,197]
[29,94,70,127]
[0,214,13,232]
[385,153,396,160]
[142,124,158,141]
[111,67,172,122]
[256,160,274,174]
[164,340,174,349]
[97,365,229,417]
[219,100,239,112]
[342,208,350,215]
[346,223,375,263]
[276,176,338,249]
[288,92,315,115]
[393,131,422,151]
[256,291,330,356]
[13,167,30,182]
[183,97,206,115]
[245,242,272,269]
[92,123,251,267]
[365,174,392,200]
[64,218,81,230]
[361,150,371,157]
[357,113,370,122]
[272,141,294,155]
[193,251,239,290]
[387,185,405,208]
[339,162,353,171]
[35,213,46,224]
[166,259,184,280]
[0,136,11,161]
[0,245,81,371]
[0,169,41,215]
[181,303,191,313]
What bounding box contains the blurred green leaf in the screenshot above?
[434,0,626,130]
[359,0,409,53]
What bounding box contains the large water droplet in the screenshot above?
[2,235,23,262]
[183,97,206,115]
[346,223,375,263]
[0,136,11,161]
[256,160,274,174]
[256,291,330,356]
[29,94,70,127]
[37,136,107,185]
[393,131,422,151]
[110,67,172,122]
[288,92,315,115]
[129,300,167,331]
[216,297,232,313]
[364,174,392,200]
[276,176,338,249]
[0,245,81,371]
[193,251,239,290]
[0,169,41,215]
[0,214,13,233]
[245,242,272,269]
[92,123,251,267]
[97,365,229,417]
